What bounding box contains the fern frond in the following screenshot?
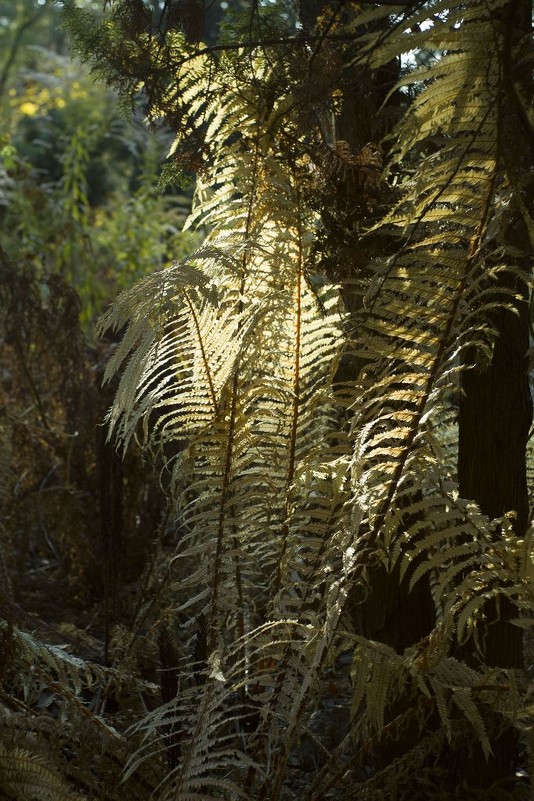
[89,2,534,798]
[96,40,353,799]
[351,638,405,733]
[452,689,492,760]
[342,0,526,612]
[0,746,85,801]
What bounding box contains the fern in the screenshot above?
[95,41,352,799]
[54,0,534,798]
[0,746,85,801]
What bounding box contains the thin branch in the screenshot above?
[0,3,50,97]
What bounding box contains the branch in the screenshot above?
[0,2,51,97]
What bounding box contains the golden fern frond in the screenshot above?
[125,676,251,801]
[97,261,234,454]
[78,4,534,799]
[124,258,345,798]
[99,44,352,797]
[345,643,530,795]
[451,524,534,645]
[341,1,523,586]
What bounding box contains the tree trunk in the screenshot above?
[457,0,533,789]
[457,270,531,789]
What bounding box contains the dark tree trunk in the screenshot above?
[459,276,531,558]
[457,0,533,789]
[348,496,436,770]
[457,270,531,789]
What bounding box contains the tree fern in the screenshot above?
[94,40,351,799]
[40,0,534,798]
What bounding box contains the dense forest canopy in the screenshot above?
[0,1,533,800]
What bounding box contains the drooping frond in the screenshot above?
[345,0,527,600]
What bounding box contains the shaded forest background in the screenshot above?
[1,0,200,640]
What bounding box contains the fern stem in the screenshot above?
[205,135,262,655]
[207,381,238,653]
[182,289,219,416]
[255,185,309,801]
[272,183,304,604]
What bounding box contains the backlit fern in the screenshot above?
[1,1,532,799]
